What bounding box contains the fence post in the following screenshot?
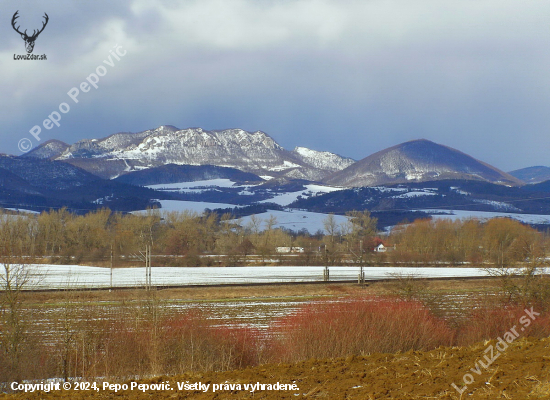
[110,244,113,290]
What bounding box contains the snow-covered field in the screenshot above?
[6,208,40,214]
[141,200,240,213]
[146,179,242,192]
[423,209,550,225]
[239,209,349,233]
[135,203,347,233]
[12,265,493,290]
[260,184,344,206]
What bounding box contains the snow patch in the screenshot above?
[135,200,241,214]
[267,161,301,171]
[260,184,344,206]
[450,187,470,196]
[146,179,237,192]
[472,199,521,212]
[391,191,437,199]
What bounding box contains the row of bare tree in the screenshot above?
[390,217,548,265]
[0,209,378,266]
[0,208,547,267]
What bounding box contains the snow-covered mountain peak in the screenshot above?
[324,139,523,187]
[36,126,352,180]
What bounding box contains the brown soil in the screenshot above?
[21,278,499,304]
[3,337,550,399]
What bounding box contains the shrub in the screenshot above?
[457,304,550,346]
[269,296,454,363]
[47,309,264,380]
[158,311,262,374]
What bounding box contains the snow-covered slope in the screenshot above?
[259,184,344,206]
[292,147,355,172]
[37,126,353,181]
[22,139,69,160]
[239,209,350,234]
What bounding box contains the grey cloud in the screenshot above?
[1,0,550,171]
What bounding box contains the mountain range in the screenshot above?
[3,125,550,227]
[23,126,354,181]
[23,125,535,187]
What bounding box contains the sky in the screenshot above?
[1,0,549,172]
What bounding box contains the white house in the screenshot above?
[374,243,387,253]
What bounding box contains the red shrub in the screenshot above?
[457,305,550,346]
[268,296,454,362]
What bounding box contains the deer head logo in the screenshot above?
[11,11,49,54]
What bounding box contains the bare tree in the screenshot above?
[0,258,34,382]
[323,214,339,243]
[246,214,263,237]
[484,238,550,308]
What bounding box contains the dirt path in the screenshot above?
[3,337,549,399]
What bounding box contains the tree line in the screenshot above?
[390,217,548,265]
[0,208,546,267]
[0,208,377,267]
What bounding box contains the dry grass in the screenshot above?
[529,381,550,398]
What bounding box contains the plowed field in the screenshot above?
[3,337,550,400]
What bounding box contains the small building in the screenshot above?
[373,243,387,253]
[371,236,394,252]
[276,247,305,253]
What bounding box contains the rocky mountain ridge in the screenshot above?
[24,128,528,188]
[24,126,353,181]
